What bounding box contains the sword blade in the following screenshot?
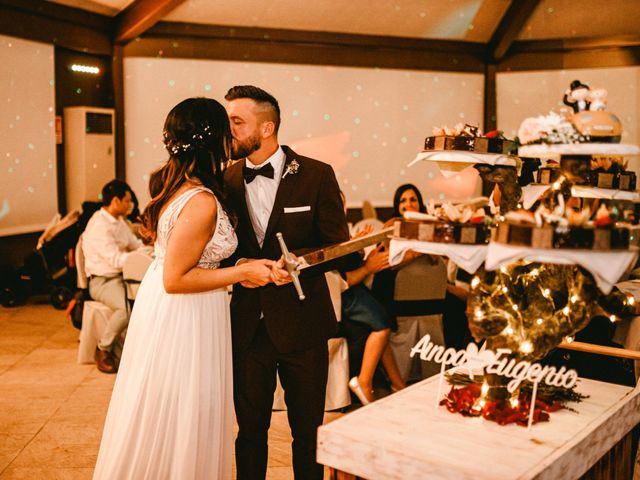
[297,226,394,269]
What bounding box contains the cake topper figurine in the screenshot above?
[563,80,591,113]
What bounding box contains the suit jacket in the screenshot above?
[225,146,355,354]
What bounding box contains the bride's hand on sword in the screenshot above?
[238,259,275,288]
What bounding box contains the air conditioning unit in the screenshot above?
[63,106,115,212]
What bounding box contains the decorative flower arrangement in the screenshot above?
[517,112,587,145]
[440,373,588,427]
[282,159,300,179]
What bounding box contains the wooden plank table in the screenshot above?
[318,374,640,479]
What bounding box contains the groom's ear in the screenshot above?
[261,120,275,138]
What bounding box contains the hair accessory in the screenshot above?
[163,123,214,155]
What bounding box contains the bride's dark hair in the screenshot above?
[142,97,233,242]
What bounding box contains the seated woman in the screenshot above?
[343,242,406,404]
[337,191,406,404]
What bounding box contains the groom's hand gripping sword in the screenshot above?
[276,232,305,300]
[276,227,395,301]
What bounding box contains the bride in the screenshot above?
[93,97,274,479]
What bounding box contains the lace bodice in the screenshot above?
[154,187,237,269]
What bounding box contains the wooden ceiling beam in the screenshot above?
[487,0,542,62]
[114,0,187,45]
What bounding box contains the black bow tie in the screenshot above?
[243,162,275,183]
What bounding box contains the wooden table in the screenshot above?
[317,375,640,479]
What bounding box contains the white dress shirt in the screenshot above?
[83,208,143,277]
[244,146,286,247]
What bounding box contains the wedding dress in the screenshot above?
[93,186,237,479]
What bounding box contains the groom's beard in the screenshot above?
[231,132,261,160]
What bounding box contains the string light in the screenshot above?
[70,64,100,74]
[510,397,519,408]
[570,295,579,304]
[562,306,570,315]
[520,340,533,354]
[471,277,480,289]
[565,336,574,343]
[536,318,543,325]
[609,314,617,323]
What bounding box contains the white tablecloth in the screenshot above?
[389,239,487,274]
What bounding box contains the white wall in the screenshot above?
[497,66,640,145]
[0,34,56,236]
[123,57,485,208]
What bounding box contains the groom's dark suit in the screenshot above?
[225,145,355,480]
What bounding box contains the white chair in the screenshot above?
[273,271,351,411]
[122,249,153,302]
[389,256,448,381]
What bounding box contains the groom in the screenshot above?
[224,85,356,480]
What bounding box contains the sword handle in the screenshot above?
[276,232,305,301]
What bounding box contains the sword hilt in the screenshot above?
[276,232,305,301]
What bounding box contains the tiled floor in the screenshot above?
[0,303,343,479]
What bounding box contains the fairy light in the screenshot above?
[510,397,519,408]
[609,314,617,323]
[471,277,480,289]
[629,296,635,306]
[552,181,561,190]
[565,336,574,343]
[505,326,514,335]
[520,340,533,354]
[512,304,519,311]
[474,308,483,319]
[481,382,489,397]
[502,286,508,294]
[543,288,551,298]
[536,318,543,325]
[500,266,507,274]
[570,295,579,304]
[530,268,539,277]
[562,306,570,315]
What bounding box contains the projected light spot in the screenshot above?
[142,174,150,181]
[400,137,408,143]
[144,137,150,144]
[76,88,82,94]
[400,169,406,176]
[15,158,20,164]
[49,80,54,86]
[8,167,13,173]
[351,184,358,191]
[372,133,379,139]
[27,186,34,193]
[172,42,179,48]
[293,76,301,82]
[292,110,299,117]
[352,151,360,158]
[323,114,331,121]
[204,84,212,91]
[0,199,9,220]
[129,151,135,157]
[459,112,465,118]
[402,105,409,111]
[428,172,434,179]
[355,85,362,91]
[439,193,446,199]
[353,118,361,125]
[168,80,175,86]
[27,144,34,150]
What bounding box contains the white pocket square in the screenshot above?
[284,206,311,213]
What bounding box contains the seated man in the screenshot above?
[82,179,142,373]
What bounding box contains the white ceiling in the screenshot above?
[46,0,640,42]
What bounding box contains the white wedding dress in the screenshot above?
[93,186,237,480]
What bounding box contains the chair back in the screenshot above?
[394,255,447,301]
[75,235,88,290]
[122,251,153,300]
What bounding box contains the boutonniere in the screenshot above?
[282,159,300,179]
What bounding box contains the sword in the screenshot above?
[276,226,394,300]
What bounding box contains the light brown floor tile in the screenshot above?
[0,434,34,472]
[0,466,93,480]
